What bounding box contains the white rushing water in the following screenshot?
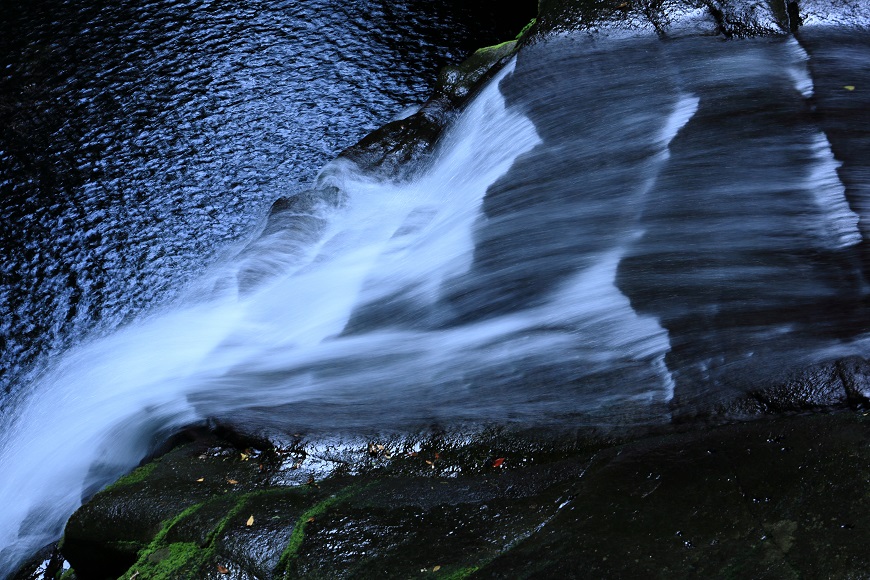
[0,53,701,572]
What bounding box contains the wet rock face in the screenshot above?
[336,40,519,180]
[476,412,870,578]
[532,0,869,39]
[798,0,870,29]
[55,412,870,578]
[676,357,870,420]
[56,428,606,578]
[533,0,784,38]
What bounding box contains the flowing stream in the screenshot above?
[2,3,870,575]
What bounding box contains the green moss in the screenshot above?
[122,542,200,579]
[515,17,537,40]
[466,16,534,57]
[278,484,371,577]
[203,493,251,547]
[119,486,316,579]
[109,540,146,551]
[120,502,205,579]
[442,566,480,579]
[102,461,158,492]
[56,567,76,580]
[154,503,205,545]
[473,39,517,57]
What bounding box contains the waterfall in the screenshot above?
[0,57,543,575]
[0,51,698,572]
[3,29,870,576]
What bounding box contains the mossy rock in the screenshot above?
[58,412,870,579]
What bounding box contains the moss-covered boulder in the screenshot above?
[51,411,870,579]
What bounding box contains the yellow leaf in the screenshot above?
[433,565,441,572]
[307,516,315,523]
[196,477,204,482]
[227,479,238,485]
[246,515,254,526]
[845,85,856,91]
[240,452,250,461]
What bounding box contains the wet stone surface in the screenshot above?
[43,411,870,579]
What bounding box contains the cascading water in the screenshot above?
[0,57,535,575]
[0,51,708,573]
[3,10,870,577]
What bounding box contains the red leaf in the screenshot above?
[217,564,229,574]
[492,457,506,468]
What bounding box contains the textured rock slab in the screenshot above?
[55,412,870,579]
[475,412,870,578]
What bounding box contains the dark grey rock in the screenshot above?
[337,40,518,180]
[56,412,870,579]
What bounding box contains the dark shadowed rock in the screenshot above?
[533,0,784,38]
[474,412,870,579]
[336,39,520,180]
[52,412,870,579]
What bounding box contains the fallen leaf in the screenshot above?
[307,516,315,523]
[246,515,254,526]
[492,457,506,468]
[240,452,250,461]
[845,85,856,91]
[227,479,238,485]
[130,572,140,580]
[434,453,440,460]
[425,460,434,466]
[196,477,204,483]
[433,565,441,572]
[217,564,229,574]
